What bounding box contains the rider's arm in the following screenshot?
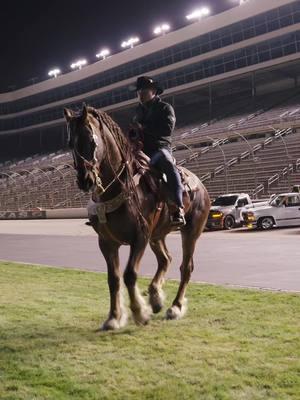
[155,103,176,137]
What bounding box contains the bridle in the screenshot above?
[68,116,127,195]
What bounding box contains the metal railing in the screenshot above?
[200,126,294,192]
[252,158,299,197]
[0,162,78,211]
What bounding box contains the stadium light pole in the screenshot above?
[96,49,110,60]
[153,23,170,36]
[70,59,87,70]
[48,68,61,79]
[186,7,211,22]
[121,37,140,49]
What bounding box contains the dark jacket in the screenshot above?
[132,96,176,157]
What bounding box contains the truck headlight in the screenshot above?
[245,212,255,221]
[211,212,223,219]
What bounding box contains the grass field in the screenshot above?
[0,261,299,400]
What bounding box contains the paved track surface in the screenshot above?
[0,219,299,292]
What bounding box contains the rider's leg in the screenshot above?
[150,149,185,225]
[159,149,183,207]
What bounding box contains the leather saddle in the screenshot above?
[132,149,199,206]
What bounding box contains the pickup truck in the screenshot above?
[243,192,300,229]
[206,193,253,230]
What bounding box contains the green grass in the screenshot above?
[0,262,299,400]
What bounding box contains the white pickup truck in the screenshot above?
[206,193,253,230]
[243,193,300,229]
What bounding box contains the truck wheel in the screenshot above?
[223,215,235,230]
[259,217,274,230]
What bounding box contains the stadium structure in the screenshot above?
[1,0,300,211]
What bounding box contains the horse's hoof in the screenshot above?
[133,314,151,326]
[100,315,127,331]
[132,307,152,326]
[151,302,163,314]
[166,306,180,320]
[166,300,187,320]
[149,295,164,314]
[149,287,165,314]
[100,319,120,331]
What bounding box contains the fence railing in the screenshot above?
[0,163,79,211]
[252,159,299,197]
[200,126,294,188]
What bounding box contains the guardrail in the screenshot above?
[0,208,88,220]
[252,159,297,197]
[175,137,228,167]
[252,184,264,198]
[0,163,79,211]
[267,163,294,191]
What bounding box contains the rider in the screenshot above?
[130,76,185,226]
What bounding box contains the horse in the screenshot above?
[64,105,210,331]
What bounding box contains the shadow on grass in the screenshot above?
[1,312,170,354]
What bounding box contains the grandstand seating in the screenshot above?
[194,131,300,198]
[1,90,300,211]
[174,89,300,143]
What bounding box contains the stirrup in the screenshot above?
[170,209,186,228]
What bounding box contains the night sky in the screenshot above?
[0,0,234,92]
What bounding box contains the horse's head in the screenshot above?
[64,105,104,192]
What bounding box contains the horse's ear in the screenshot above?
[82,103,89,121]
[64,108,74,122]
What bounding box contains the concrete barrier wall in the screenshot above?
[46,208,88,219]
[0,208,87,220]
[0,210,47,220]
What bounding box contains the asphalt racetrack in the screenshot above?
[0,219,299,292]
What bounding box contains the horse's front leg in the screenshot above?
[98,238,127,331]
[123,240,151,326]
[148,238,172,313]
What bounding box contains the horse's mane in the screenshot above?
[89,107,149,237]
[92,109,132,164]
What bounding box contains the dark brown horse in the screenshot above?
[64,105,210,330]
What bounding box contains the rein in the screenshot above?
[70,119,127,195]
[94,163,127,194]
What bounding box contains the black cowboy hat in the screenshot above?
[129,76,164,95]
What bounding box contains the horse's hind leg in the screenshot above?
[166,229,197,320]
[148,238,172,313]
[98,239,127,331]
[123,240,151,326]
[166,189,209,320]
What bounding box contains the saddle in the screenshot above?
[133,150,199,202]
[127,127,199,195]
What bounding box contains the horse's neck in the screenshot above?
[97,124,126,197]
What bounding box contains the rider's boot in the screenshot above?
[170,207,186,227]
